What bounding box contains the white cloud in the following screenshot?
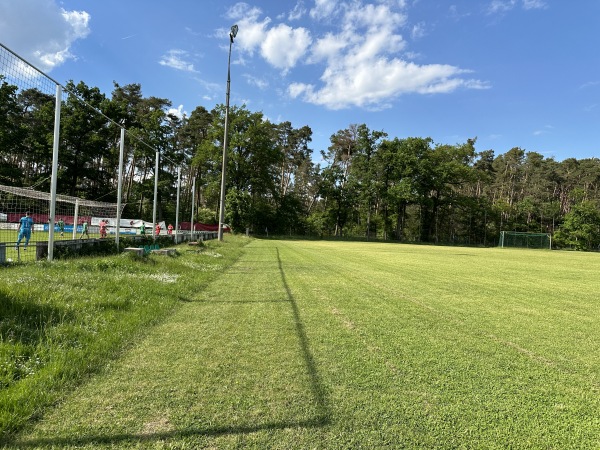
[261,24,312,72]
[244,74,269,90]
[580,80,600,89]
[298,1,486,109]
[308,32,349,64]
[449,5,471,21]
[225,3,270,56]
[533,125,553,136]
[0,0,90,72]
[411,22,427,40]
[310,0,340,20]
[487,0,547,14]
[487,0,517,15]
[159,50,197,72]
[290,59,488,110]
[228,0,488,110]
[288,1,307,21]
[522,0,547,10]
[227,3,312,72]
[168,105,187,119]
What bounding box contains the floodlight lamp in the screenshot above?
[230,24,238,42]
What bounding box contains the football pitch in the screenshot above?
[9,239,600,448]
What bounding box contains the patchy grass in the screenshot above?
[4,239,600,448]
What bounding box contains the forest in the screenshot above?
[1,76,600,250]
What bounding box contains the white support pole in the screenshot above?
[175,166,181,244]
[152,150,159,241]
[191,177,195,242]
[73,199,79,239]
[48,84,62,261]
[116,127,125,248]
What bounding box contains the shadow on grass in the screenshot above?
[276,247,330,422]
[0,289,70,346]
[8,418,328,448]
[6,247,331,448]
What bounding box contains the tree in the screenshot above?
[375,137,431,241]
[348,124,387,239]
[554,200,600,250]
[59,81,113,198]
[194,105,282,233]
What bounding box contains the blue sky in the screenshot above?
[1,0,599,163]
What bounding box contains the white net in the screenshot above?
[498,231,552,249]
[0,184,124,262]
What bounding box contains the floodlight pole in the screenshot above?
[218,24,238,241]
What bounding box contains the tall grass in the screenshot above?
[0,236,248,440]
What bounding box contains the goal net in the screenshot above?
[498,231,552,249]
[0,184,124,262]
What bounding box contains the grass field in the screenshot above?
[3,239,600,448]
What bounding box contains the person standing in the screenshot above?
[16,211,34,251]
[79,220,89,239]
[167,223,173,235]
[140,222,146,235]
[99,219,108,238]
[57,218,65,237]
[155,223,161,236]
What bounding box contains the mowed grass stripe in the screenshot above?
[270,240,600,448]
[312,241,600,381]
[284,240,600,376]
[10,239,600,449]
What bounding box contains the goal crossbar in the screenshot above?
[0,185,117,209]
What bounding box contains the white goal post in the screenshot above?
[0,184,124,262]
[498,231,552,249]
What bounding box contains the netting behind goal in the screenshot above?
[498,231,552,249]
[0,184,124,263]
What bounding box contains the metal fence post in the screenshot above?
[116,127,125,249]
[47,84,62,261]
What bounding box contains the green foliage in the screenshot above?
[554,200,600,250]
[195,207,216,224]
[225,189,252,232]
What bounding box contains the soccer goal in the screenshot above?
[498,231,552,249]
[0,184,123,262]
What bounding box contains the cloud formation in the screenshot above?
[159,50,197,72]
[228,1,489,110]
[0,0,90,72]
[487,0,547,14]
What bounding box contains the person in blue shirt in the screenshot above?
[16,211,34,250]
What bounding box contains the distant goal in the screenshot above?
[498,231,552,249]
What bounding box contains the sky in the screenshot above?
[1,0,599,164]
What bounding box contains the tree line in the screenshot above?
[1,76,600,250]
